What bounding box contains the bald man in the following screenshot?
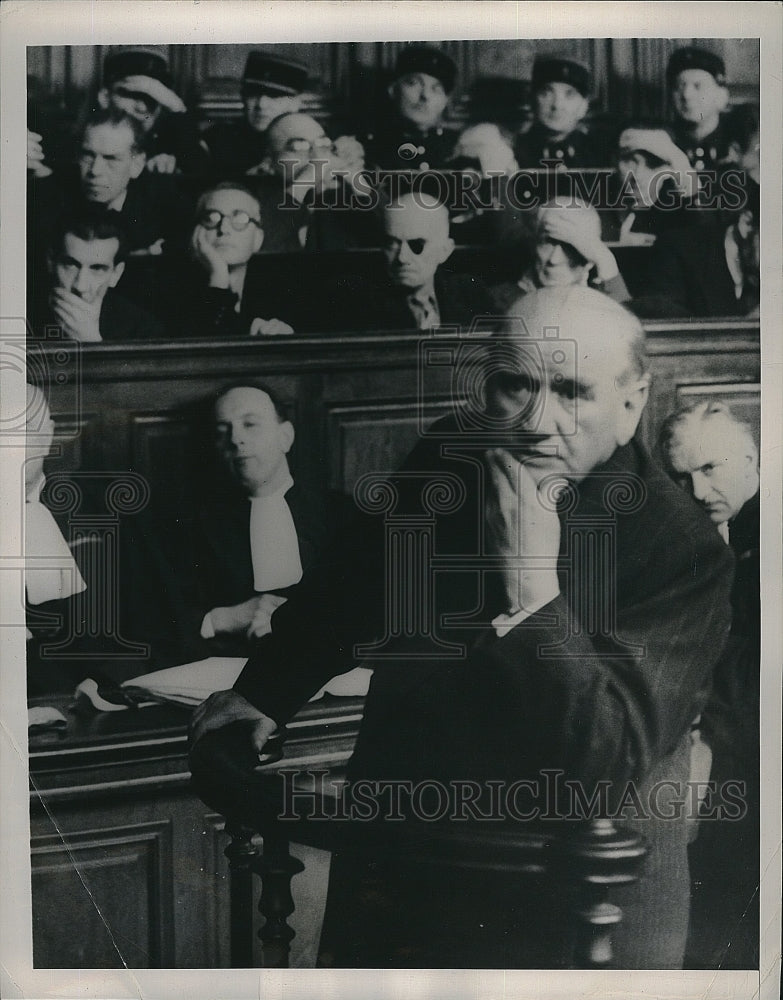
[191,288,733,968]
[318,191,494,332]
[659,401,760,968]
[248,112,375,254]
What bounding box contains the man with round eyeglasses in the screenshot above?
[174,183,294,338]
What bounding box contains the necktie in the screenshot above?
[407,292,440,330]
[249,488,303,592]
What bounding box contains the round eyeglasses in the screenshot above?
[199,210,262,232]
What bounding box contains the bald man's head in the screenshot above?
[483,287,650,481]
[382,192,454,290]
[264,112,332,167]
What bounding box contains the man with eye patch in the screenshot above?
[319,191,493,332]
[191,286,734,968]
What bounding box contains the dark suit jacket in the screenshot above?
[30,288,166,342]
[630,224,750,319]
[231,424,733,966]
[307,267,496,334]
[250,176,381,255]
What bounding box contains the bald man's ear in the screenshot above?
[252,225,264,255]
[97,89,111,110]
[436,235,455,266]
[617,374,650,446]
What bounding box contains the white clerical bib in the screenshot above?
[249,480,303,592]
[25,493,86,605]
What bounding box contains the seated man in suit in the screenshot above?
[189,383,327,654]
[490,197,630,312]
[658,400,760,968]
[309,190,494,333]
[177,182,294,337]
[29,210,165,342]
[514,56,608,169]
[248,111,372,253]
[667,47,732,172]
[96,47,207,176]
[362,44,461,172]
[28,107,191,264]
[192,287,734,968]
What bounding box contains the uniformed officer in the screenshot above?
[97,48,207,175]
[203,51,310,180]
[667,47,732,171]
[363,44,460,172]
[514,55,606,169]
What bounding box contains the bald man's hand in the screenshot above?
[146,152,178,174]
[332,135,365,184]
[190,690,279,753]
[485,448,561,615]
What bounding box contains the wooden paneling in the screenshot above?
[31,820,174,968]
[675,382,760,444]
[30,325,760,513]
[326,398,456,493]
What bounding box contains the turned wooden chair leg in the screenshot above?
[254,833,305,968]
[563,818,647,969]
[224,821,260,968]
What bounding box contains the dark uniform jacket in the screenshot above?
[230,425,734,967]
[671,118,733,171]
[363,114,461,171]
[202,120,268,181]
[514,122,608,169]
[144,111,210,176]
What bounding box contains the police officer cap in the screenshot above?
[531,56,591,97]
[394,45,457,93]
[242,51,309,96]
[104,48,175,91]
[103,48,185,112]
[667,47,726,87]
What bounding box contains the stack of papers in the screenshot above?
[111,658,373,708]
